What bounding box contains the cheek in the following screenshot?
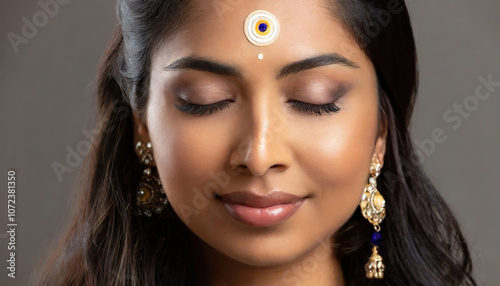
[146,94,234,219]
[298,112,377,186]
[292,92,379,226]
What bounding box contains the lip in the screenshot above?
[217,191,306,227]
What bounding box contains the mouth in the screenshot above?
[216,191,307,227]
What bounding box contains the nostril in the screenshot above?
[230,164,248,173]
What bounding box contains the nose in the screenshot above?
[229,98,292,176]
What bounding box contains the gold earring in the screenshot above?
[360,154,386,279]
[135,141,168,217]
[136,141,154,164]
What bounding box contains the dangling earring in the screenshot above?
[135,141,168,217]
[360,154,386,279]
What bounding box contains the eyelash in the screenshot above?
[175,99,341,116]
[175,99,233,116]
[287,100,341,115]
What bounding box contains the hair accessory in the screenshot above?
[135,141,168,217]
[243,10,280,46]
[360,154,386,279]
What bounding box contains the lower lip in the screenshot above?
[221,199,304,227]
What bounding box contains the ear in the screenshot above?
[132,111,151,159]
[374,112,388,167]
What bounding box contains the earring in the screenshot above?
[135,141,168,217]
[360,154,386,279]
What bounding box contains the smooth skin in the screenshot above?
[133,0,386,285]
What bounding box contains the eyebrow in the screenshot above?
[164,53,359,79]
[277,53,359,79]
[164,57,243,77]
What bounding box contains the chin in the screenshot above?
[212,232,326,268]
[225,246,304,268]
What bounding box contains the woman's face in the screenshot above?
[134,0,386,267]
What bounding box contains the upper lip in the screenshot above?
[217,191,305,208]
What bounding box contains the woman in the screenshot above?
[35,0,476,285]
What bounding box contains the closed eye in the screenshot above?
[287,100,341,115]
[175,99,341,117]
[175,99,234,116]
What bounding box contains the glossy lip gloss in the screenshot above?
[217,191,306,227]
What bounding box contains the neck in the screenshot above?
[190,234,345,286]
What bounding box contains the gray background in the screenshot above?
[0,1,498,285]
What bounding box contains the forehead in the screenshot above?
[153,0,369,73]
